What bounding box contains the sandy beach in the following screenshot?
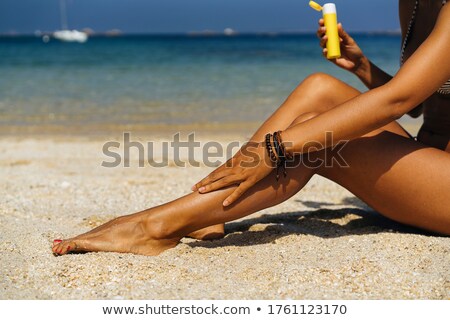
[0,132,448,300]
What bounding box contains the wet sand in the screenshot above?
[0,133,448,299]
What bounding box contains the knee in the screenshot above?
[297,72,339,94]
[289,73,342,112]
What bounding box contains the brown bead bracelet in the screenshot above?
[265,131,292,181]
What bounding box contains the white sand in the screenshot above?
[0,134,448,299]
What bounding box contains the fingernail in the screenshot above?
[54,239,62,243]
[191,186,196,191]
[199,187,205,192]
[223,200,229,206]
[67,246,71,251]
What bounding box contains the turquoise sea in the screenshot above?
[0,34,414,133]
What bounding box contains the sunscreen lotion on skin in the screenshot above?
[309,1,341,59]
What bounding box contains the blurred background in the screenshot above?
[0,0,399,34]
[0,0,418,135]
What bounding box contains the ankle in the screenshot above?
[143,212,179,240]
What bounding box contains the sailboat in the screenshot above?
[53,0,88,43]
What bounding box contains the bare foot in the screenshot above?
[52,214,180,256]
[187,224,225,240]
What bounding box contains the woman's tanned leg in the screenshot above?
[53,72,363,255]
[52,155,316,255]
[52,120,450,256]
[53,75,450,256]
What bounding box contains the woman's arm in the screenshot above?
[284,4,450,154]
[353,56,393,90]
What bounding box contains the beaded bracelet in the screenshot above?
[265,133,278,164]
[275,131,293,160]
[264,131,292,181]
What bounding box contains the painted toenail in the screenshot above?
[54,239,62,243]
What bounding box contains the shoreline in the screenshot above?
[0,119,422,139]
[0,122,260,140]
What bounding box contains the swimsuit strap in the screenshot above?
[401,0,447,64]
[400,0,419,65]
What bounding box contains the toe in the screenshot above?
[60,241,76,254]
[53,239,62,247]
[52,239,75,255]
[52,245,59,254]
[52,243,61,254]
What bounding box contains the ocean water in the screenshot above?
[0,34,405,133]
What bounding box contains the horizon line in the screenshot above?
[0,30,402,38]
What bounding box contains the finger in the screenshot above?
[322,48,337,64]
[193,154,236,190]
[222,181,252,207]
[223,157,234,168]
[192,167,225,190]
[337,23,352,43]
[316,26,326,39]
[192,168,229,191]
[198,176,240,194]
[320,35,328,48]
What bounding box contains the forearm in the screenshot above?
[281,86,401,154]
[354,57,423,119]
[354,56,393,89]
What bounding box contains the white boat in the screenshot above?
[52,0,88,43]
[53,30,88,43]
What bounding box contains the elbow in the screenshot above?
[381,83,414,121]
[390,100,407,121]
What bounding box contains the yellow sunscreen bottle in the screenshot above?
[309,1,341,59]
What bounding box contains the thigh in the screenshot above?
[317,131,450,235]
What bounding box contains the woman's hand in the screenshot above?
[191,141,275,207]
[317,19,367,73]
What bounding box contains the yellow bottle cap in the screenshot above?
[309,1,323,11]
